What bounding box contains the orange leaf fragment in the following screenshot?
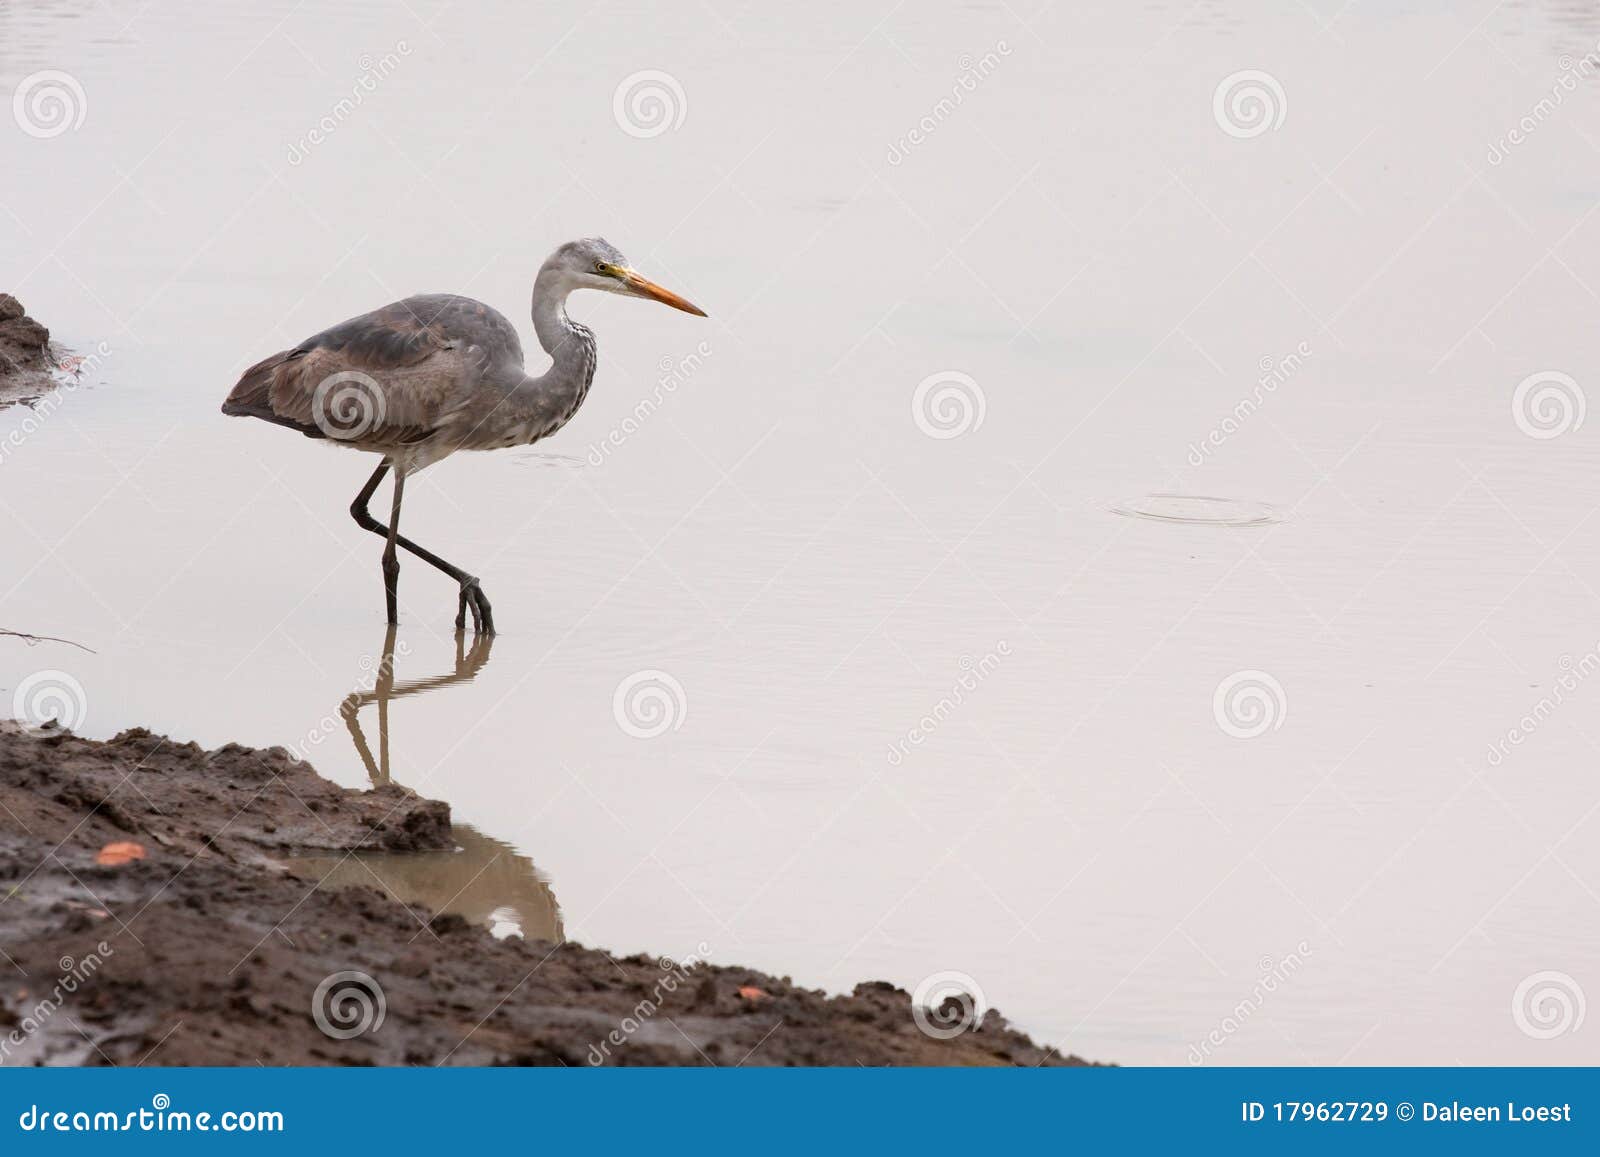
[737,985,770,1002]
[95,841,146,866]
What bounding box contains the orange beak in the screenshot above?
[620,269,707,317]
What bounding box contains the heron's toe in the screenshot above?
[456,576,490,634]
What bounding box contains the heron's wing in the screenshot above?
[222,298,493,444]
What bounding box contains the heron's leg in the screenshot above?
[350,460,391,527]
[348,461,495,634]
[383,468,405,625]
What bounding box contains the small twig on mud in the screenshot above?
[1,628,96,653]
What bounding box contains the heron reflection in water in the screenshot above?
[339,626,494,786]
[292,628,562,943]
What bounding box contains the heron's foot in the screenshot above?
[455,577,495,635]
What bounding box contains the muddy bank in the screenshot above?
[0,724,1088,1066]
[0,294,55,403]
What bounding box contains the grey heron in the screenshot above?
[222,238,706,634]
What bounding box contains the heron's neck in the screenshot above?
[531,270,594,374]
[527,269,598,425]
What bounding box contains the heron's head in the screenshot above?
[545,237,706,316]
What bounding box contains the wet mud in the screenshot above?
[0,724,1089,1067]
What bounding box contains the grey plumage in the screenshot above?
[222,237,706,633]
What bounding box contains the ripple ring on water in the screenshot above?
[1108,493,1283,527]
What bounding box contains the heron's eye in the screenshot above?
[594,262,609,274]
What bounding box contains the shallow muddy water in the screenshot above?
[5,0,1600,1064]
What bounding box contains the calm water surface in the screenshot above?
[4,0,1600,1064]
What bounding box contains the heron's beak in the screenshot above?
[619,269,707,317]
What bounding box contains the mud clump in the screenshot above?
[0,724,1094,1067]
[0,294,55,398]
